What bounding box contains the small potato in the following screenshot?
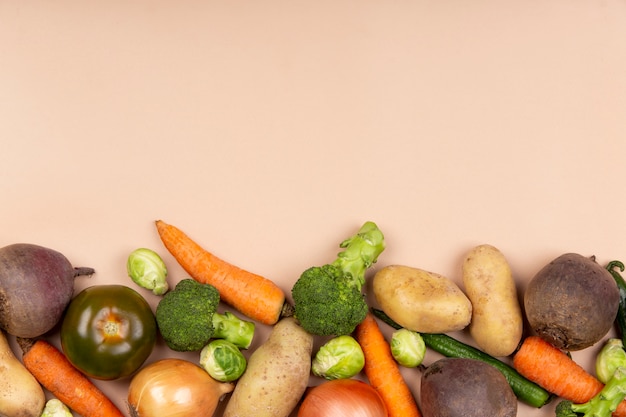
[462,244,523,357]
[373,265,472,333]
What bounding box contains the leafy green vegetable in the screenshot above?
[390,328,426,368]
[127,248,169,295]
[596,338,626,384]
[199,339,247,382]
[312,335,364,380]
[40,399,72,417]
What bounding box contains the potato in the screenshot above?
[0,330,45,417]
[462,244,523,357]
[223,317,313,417]
[524,253,619,350]
[373,265,472,333]
[420,357,517,417]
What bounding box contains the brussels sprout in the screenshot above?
[312,335,364,380]
[596,338,626,384]
[200,339,247,382]
[127,248,169,295]
[41,399,73,417]
[390,328,425,368]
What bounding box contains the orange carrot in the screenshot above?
[155,220,287,325]
[355,312,422,417]
[17,338,124,417]
[513,336,626,417]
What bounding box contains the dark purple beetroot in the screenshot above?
[524,253,619,350]
[420,357,517,417]
[0,243,94,337]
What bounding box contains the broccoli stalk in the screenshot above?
[156,279,255,351]
[555,339,626,417]
[291,221,385,336]
[212,311,255,349]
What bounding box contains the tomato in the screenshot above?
[60,284,157,380]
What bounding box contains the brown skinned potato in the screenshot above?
[223,317,313,417]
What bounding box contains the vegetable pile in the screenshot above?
[1,220,626,417]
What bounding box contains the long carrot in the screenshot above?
[17,338,124,417]
[355,312,422,417]
[513,336,626,416]
[155,220,287,325]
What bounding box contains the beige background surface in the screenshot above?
[2,1,626,416]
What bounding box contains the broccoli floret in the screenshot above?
[156,279,255,351]
[555,366,626,417]
[291,221,385,336]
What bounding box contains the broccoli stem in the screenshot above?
[211,311,255,349]
[331,221,385,291]
[557,367,626,417]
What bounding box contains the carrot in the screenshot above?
[355,312,422,417]
[17,338,124,417]
[513,336,626,416]
[155,220,287,325]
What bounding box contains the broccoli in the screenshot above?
[156,279,255,351]
[291,221,385,336]
[555,367,626,417]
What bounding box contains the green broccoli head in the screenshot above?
[555,401,579,417]
[156,278,220,352]
[291,264,368,336]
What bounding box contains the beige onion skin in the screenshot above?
[127,358,234,417]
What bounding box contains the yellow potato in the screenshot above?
[462,244,523,357]
[373,265,472,333]
[0,330,45,417]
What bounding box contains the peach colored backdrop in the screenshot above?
[2,1,626,416]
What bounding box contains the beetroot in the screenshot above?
[0,243,94,337]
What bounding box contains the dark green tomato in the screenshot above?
[60,284,157,380]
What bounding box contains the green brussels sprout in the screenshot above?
[127,248,169,295]
[390,328,425,368]
[596,338,626,384]
[199,339,247,382]
[311,335,365,380]
[41,399,73,417]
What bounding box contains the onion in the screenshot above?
[127,358,234,417]
[298,379,387,417]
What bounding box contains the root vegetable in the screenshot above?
[373,265,472,333]
[223,317,313,417]
[0,330,45,417]
[462,244,523,357]
[0,243,94,337]
[524,253,620,350]
[420,357,517,417]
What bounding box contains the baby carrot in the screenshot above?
[513,335,626,416]
[155,220,287,325]
[355,312,422,417]
[17,338,124,417]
